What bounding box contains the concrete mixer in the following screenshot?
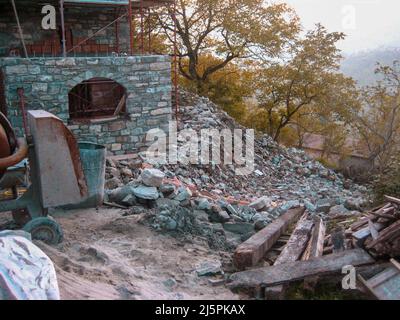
[0,110,90,244]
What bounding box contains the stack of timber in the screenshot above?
[351,195,400,258]
[229,198,400,300]
[231,206,334,299]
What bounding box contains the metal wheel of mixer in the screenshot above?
[23,217,64,245]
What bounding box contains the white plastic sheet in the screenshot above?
[0,230,60,300]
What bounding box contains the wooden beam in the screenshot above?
[275,214,314,264]
[113,93,127,116]
[302,218,326,292]
[228,249,375,291]
[302,217,326,260]
[265,213,314,300]
[233,207,305,270]
[384,195,400,205]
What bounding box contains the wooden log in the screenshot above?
[302,218,326,292]
[265,214,314,299]
[228,249,375,291]
[350,215,374,231]
[350,204,392,231]
[233,206,305,270]
[302,217,326,260]
[384,195,400,205]
[275,215,314,264]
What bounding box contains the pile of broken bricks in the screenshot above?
[227,196,400,300]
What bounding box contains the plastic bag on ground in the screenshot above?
[0,230,60,300]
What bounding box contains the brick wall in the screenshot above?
[0,2,129,56]
[0,55,172,155]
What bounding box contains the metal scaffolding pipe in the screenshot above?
[128,0,134,55]
[59,0,67,57]
[10,0,28,58]
[140,0,144,54]
[148,8,151,52]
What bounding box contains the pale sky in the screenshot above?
[280,0,400,53]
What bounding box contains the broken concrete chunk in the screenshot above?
[105,177,122,190]
[328,204,349,217]
[249,196,272,211]
[303,200,317,212]
[223,222,254,235]
[121,194,136,206]
[224,203,239,216]
[121,168,133,178]
[344,197,366,211]
[173,187,192,202]
[159,183,176,196]
[140,168,165,187]
[195,260,223,276]
[276,200,300,214]
[156,198,180,208]
[209,206,231,223]
[133,185,159,200]
[107,185,136,204]
[196,198,212,211]
[315,198,333,214]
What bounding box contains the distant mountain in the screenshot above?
[341,48,400,87]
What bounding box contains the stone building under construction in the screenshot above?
[0,0,173,155]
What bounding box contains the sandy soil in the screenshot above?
[16,207,240,300]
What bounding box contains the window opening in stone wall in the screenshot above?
[68,77,127,121]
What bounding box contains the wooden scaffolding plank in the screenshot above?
[265,213,314,300]
[233,206,305,270]
[229,249,375,291]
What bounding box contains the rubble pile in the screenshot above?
[103,91,370,250]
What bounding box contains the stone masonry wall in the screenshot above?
[0,55,172,155]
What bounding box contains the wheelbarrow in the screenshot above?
[0,110,89,244]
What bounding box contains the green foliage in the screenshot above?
[179,54,253,121]
[285,282,369,300]
[373,152,400,203]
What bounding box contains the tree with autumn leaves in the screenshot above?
[153,0,399,190]
[155,1,358,144]
[156,0,299,94]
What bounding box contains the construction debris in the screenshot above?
[233,207,305,270]
[358,258,400,300]
[350,195,400,258]
[105,92,369,220]
[265,213,314,299]
[228,249,375,293]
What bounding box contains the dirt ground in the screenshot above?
[1,207,238,300]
